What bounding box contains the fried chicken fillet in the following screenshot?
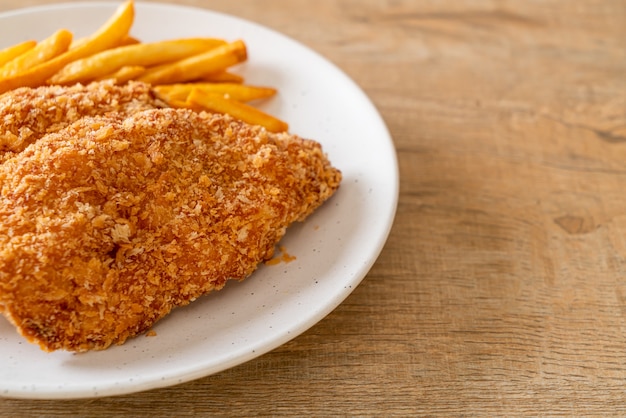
[0,108,341,352]
[0,81,161,163]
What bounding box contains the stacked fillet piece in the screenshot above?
[0,81,341,352]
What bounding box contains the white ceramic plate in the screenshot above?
[0,2,398,399]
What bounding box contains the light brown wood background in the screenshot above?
[1,0,626,415]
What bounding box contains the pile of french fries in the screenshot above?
[0,0,288,132]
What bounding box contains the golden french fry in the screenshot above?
[71,34,139,50]
[0,40,37,67]
[187,88,288,133]
[62,0,135,59]
[0,29,72,78]
[198,71,244,84]
[51,38,226,85]
[69,37,86,50]
[165,98,202,111]
[154,82,276,103]
[0,0,134,94]
[118,36,141,47]
[95,65,145,83]
[138,40,247,85]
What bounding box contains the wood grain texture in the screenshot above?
[1,0,626,415]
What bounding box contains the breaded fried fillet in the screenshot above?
[0,108,341,352]
[0,81,161,162]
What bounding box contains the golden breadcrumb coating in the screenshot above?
[0,108,341,352]
[0,81,161,162]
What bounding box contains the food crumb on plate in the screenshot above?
[265,246,296,265]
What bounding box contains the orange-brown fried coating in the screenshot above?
[0,80,161,162]
[0,108,341,352]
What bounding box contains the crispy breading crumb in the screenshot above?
[0,80,162,162]
[0,104,341,352]
[265,246,297,265]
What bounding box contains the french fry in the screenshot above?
[59,0,135,59]
[165,98,202,111]
[187,88,288,133]
[69,37,87,50]
[0,29,72,78]
[0,40,37,68]
[138,40,247,86]
[0,0,134,94]
[51,38,226,85]
[117,36,141,47]
[154,82,276,103]
[199,71,244,84]
[95,65,145,83]
[71,34,139,50]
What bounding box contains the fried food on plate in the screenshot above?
[0,1,281,128]
[95,65,147,83]
[187,87,288,133]
[0,81,161,162]
[0,107,341,352]
[0,40,37,68]
[49,38,226,85]
[0,29,73,79]
[199,71,245,84]
[154,82,276,103]
[0,0,134,94]
[138,40,247,85]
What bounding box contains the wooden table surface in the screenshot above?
[1,0,625,415]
